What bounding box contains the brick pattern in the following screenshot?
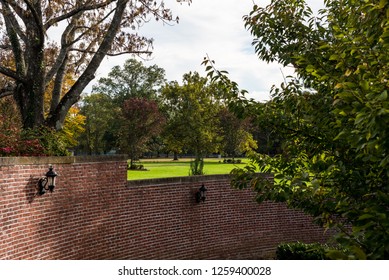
[1,157,329,259]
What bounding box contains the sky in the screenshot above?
[88,0,324,101]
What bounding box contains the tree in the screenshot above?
[218,107,257,159]
[92,58,166,104]
[78,93,119,155]
[213,0,389,259]
[58,105,85,150]
[78,58,166,155]
[1,73,84,156]
[161,72,222,174]
[0,0,182,131]
[119,97,165,167]
[43,73,86,150]
[0,95,23,155]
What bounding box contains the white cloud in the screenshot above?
[88,0,324,102]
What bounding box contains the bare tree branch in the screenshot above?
[49,54,68,115]
[0,89,13,98]
[139,0,178,25]
[44,0,116,29]
[0,65,24,82]
[45,16,80,85]
[2,0,27,21]
[1,0,28,42]
[22,0,45,43]
[0,44,11,49]
[70,48,152,56]
[46,0,129,129]
[1,0,178,129]
[45,2,117,85]
[67,7,116,46]
[1,1,27,78]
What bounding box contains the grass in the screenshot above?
[127,158,248,180]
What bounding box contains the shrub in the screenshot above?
[276,242,329,260]
[223,158,243,164]
[21,127,70,156]
[0,127,71,157]
[1,97,70,156]
[189,158,204,176]
[128,164,146,170]
[0,130,46,157]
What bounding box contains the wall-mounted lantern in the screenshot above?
[195,184,207,203]
[37,165,58,195]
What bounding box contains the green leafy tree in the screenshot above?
[79,58,167,155]
[208,0,389,259]
[92,58,166,104]
[78,93,119,154]
[218,107,257,159]
[161,72,222,174]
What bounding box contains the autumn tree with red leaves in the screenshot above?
[119,97,165,167]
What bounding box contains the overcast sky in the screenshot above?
[88,0,324,101]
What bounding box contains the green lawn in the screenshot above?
[127,158,248,180]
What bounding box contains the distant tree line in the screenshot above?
[75,59,260,172]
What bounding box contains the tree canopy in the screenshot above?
[119,97,165,166]
[78,93,119,155]
[161,72,222,172]
[0,0,182,130]
[218,107,257,159]
[220,0,389,259]
[77,58,166,155]
[92,58,166,104]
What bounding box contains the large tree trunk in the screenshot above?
[14,81,45,129]
[45,0,128,130]
[14,4,46,130]
[1,0,176,131]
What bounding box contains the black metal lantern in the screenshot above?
[195,184,207,203]
[38,165,58,195]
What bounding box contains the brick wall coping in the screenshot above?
[0,155,128,166]
[127,173,273,187]
[127,174,230,187]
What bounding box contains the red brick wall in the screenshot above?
[0,156,329,259]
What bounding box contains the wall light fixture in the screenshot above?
[195,184,207,203]
[37,165,58,195]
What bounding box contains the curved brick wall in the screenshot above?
[0,156,329,259]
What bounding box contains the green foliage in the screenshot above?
[218,108,257,158]
[189,157,205,176]
[0,127,69,157]
[276,242,330,260]
[22,127,70,156]
[79,59,167,155]
[60,106,86,149]
[160,72,222,167]
[0,97,22,156]
[201,56,250,117]
[0,97,69,156]
[92,58,166,104]
[78,93,120,154]
[225,0,389,259]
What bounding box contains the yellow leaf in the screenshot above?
[379,0,387,9]
[335,83,343,89]
[345,69,352,77]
